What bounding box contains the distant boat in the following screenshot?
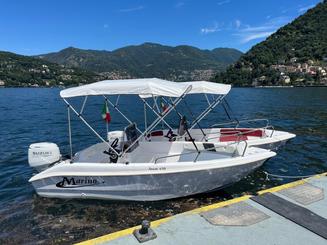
[255,85,294,88]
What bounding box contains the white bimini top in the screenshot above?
[182,81,231,95]
[59,78,231,99]
[60,78,189,98]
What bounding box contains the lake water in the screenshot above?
[0,87,326,244]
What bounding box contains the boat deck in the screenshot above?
[76,172,327,245]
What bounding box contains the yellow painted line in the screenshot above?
[187,195,251,215]
[257,179,307,195]
[75,196,250,245]
[75,216,172,245]
[258,172,327,195]
[77,172,327,245]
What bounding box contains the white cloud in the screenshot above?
[217,0,230,6]
[175,2,185,8]
[200,22,222,34]
[241,32,274,43]
[298,4,315,13]
[235,16,290,43]
[118,6,144,13]
[235,19,241,29]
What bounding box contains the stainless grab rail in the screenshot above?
[211,118,270,128]
[205,127,270,141]
[154,151,198,164]
[154,140,248,164]
[265,125,275,137]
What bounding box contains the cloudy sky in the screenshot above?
[0,0,321,55]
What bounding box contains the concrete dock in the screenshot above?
[77,172,327,245]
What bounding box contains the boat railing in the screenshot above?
[264,125,275,137]
[211,118,270,129]
[205,126,272,141]
[154,140,248,164]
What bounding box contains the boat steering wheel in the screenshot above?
[164,129,177,141]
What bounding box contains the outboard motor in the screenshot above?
[106,131,124,163]
[28,142,61,171]
[178,116,187,136]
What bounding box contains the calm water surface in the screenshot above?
[0,87,326,244]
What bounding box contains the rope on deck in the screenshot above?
[263,171,318,181]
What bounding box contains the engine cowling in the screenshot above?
[28,142,61,171]
[107,131,124,163]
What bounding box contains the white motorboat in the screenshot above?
[147,81,296,150]
[28,78,276,201]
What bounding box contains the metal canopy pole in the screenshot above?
[189,94,226,131]
[153,96,161,113]
[204,94,211,106]
[222,100,232,121]
[79,96,88,115]
[223,98,239,126]
[104,97,109,136]
[152,96,164,129]
[163,97,183,118]
[121,86,192,156]
[182,98,207,141]
[67,106,73,159]
[141,98,174,131]
[62,98,120,156]
[143,101,147,132]
[103,95,143,134]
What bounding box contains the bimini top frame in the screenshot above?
[178,81,273,141]
[152,81,231,141]
[60,78,193,159]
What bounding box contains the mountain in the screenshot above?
[36,43,242,81]
[214,1,327,86]
[0,51,99,87]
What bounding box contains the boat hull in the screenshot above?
[150,128,296,151]
[31,159,265,201]
[254,139,288,151]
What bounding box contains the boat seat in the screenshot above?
[220,128,264,137]
[219,135,248,142]
[149,130,164,137]
[123,123,139,153]
[183,142,236,154]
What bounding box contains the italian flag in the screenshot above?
[160,99,168,114]
[102,101,111,123]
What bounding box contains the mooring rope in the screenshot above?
[263,171,318,181]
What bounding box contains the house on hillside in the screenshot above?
[290,57,298,63]
[281,75,291,84]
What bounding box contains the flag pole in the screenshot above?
[67,105,73,159]
[105,99,109,140]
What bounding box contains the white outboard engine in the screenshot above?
[107,131,124,148]
[28,142,61,171]
[107,131,124,163]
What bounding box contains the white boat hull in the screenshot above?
[30,147,274,201]
[31,160,265,201]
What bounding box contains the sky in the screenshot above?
[0,0,322,55]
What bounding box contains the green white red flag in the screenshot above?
[101,101,111,123]
[160,98,168,114]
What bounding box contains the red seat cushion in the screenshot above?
[219,135,248,142]
[220,128,263,137]
[150,130,164,137]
